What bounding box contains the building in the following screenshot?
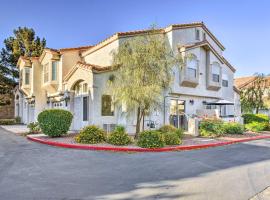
[14,22,241,134]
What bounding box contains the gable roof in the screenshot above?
[234,76,270,89]
[82,22,225,57]
[182,40,236,72]
[63,61,112,82]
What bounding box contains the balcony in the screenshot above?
[206,62,221,91]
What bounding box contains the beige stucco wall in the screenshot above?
[83,40,119,66]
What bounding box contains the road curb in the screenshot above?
[26,135,270,152]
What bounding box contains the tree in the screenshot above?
[240,73,268,113]
[0,27,46,106]
[108,28,184,137]
[0,27,46,84]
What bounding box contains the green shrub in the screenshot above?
[222,122,244,134]
[107,125,132,146]
[75,125,106,144]
[37,109,73,137]
[245,122,269,132]
[163,132,181,145]
[15,116,21,124]
[0,119,16,125]
[159,125,184,138]
[242,114,269,124]
[199,118,225,137]
[27,122,40,134]
[137,130,165,148]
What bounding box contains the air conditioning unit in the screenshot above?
[103,124,116,133]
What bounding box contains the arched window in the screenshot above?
[212,62,220,83]
[186,55,198,79]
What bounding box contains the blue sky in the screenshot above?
[1,0,269,77]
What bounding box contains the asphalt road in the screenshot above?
[1,127,270,200]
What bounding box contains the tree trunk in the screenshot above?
[135,107,141,139]
[256,107,259,114]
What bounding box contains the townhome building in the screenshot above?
[14,22,241,134]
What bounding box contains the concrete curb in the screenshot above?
[26,135,270,152]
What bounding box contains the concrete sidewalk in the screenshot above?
[0,125,29,134]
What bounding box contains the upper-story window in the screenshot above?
[195,29,200,40]
[43,63,49,83]
[222,74,229,87]
[203,32,206,40]
[186,55,198,79]
[212,63,220,83]
[24,68,30,85]
[101,95,114,116]
[52,61,58,81]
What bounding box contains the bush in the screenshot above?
[222,122,244,134]
[159,125,184,138]
[0,119,16,125]
[245,122,269,132]
[75,125,106,144]
[27,122,40,134]
[107,125,132,146]
[242,114,269,124]
[15,116,21,124]
[37,109,73,137]
[199,118,225,137]
[163,132,181,145]
[137,130,165,148]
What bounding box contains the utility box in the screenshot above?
[188,117,200,136]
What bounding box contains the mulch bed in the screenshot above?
[30,131,270,148]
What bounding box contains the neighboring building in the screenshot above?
[15,22,241,134]
[234,75,270,115]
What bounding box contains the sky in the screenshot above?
[1,0,270,77]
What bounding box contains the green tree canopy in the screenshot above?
[109,28,184,137]
[0,27,46,84]
[240,73,269,113]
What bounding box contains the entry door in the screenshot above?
[169,99,186,129]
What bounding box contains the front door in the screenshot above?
[169,99,186,129]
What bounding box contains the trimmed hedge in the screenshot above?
[107,125,132,146]
[199,118,225,137]
[159,125,184,138]
[137,130,165,148]
[245,122,269,132]
[242,114,269,124]
[163,132,181,145]
[0,119,16,125]
[75,125,106,144]
[37,109,73,137]
[222,122,244,134]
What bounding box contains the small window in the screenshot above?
[186,55,198,79]
[203,32,206,40]
[101,95,114,116]
[43,63,49,83]
[222,74,229,87]
[52,61,58,81]
[195,29,200,40]
[24,68,30,85]
[83,96,88,121]
[212,63,220,83]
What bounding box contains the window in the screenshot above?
[222,74,229,87]
[203,32,206,40]
[43,63,49,83]
[195,29,200,40]
[186,55,198,79]
[24,68,30,85]
[75,84,81,96]
[83,96,88,121]
[102,95,114,116]
[83,83,88,93]
[212,63,220,83]
[52,61,58,81]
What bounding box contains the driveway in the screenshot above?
[0,127,270,200]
